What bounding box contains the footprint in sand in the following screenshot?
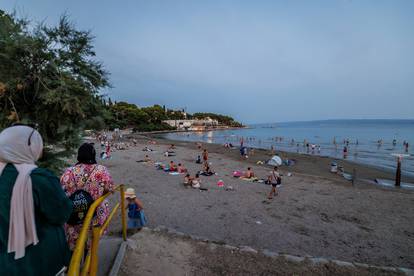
[320,213,333,223]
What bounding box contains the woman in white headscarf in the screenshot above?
[0,125,73,276]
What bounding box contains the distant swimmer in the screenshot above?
[377,139,382,149]
[405,142,409,153]
[392,139,397,146]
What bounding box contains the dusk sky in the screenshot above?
[2,0,414,124]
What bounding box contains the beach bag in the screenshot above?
[67,166,96,225]
[67,190,94,225]
[128,205,147,227]
[233,171,242,177]
[277,177,282,185]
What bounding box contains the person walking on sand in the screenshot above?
[268,166,281,199]
[60,143,115,253]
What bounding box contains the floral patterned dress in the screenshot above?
[60,164,114,251]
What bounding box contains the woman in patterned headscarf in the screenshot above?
[0,125,72,276]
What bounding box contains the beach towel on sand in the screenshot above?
[233,171,243,177]
[241,177,259,182]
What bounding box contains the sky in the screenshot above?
[2,0,414,124]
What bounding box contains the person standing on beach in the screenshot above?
[268,166,281,199]
[343,146,348,159]
[0,125,72,275]
[405,142,409,153]
[202,149,208,164]
[61,143,115,252]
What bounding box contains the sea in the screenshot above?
[162,119,414,177]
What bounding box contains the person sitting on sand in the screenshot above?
[192,173,201,188]
[183,174,193,187]
[168,144,176,150]
[169,161,177,172]
[200,163,214,176]
[177,163,187,173]
[144,155,152,163]
[242,167,255,179]
[195,155,202,164]
[142,146,154,152]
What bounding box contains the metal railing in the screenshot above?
[67,184,127,276]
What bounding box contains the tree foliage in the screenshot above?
[0,10,109,171]
[192,112,243,127]
[104,102,174,131]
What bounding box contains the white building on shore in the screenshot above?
[163,117,219,130]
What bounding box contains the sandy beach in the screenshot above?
[102,135,414,269]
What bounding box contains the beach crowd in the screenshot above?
[0,125,411,275]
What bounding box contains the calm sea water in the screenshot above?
[163,120,414,177]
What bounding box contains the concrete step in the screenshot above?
[97,236,123,276]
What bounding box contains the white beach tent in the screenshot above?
[268,155,282,166]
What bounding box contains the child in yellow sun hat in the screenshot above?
[125,188,146,229]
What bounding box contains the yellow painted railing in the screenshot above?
[67,184,127,276]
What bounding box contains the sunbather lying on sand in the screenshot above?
[240,167,255,179]
[136,155,152,163]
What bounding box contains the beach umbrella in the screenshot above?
[268,155,282,166]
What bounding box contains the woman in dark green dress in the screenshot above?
[0,125,73,276]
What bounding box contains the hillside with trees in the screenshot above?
[192,113,243,127]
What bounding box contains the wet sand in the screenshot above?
[103,135,414,268]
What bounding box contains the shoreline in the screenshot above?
[141,133,414,186]
[134,126,248,135]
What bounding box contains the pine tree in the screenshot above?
[0,10,110,172]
